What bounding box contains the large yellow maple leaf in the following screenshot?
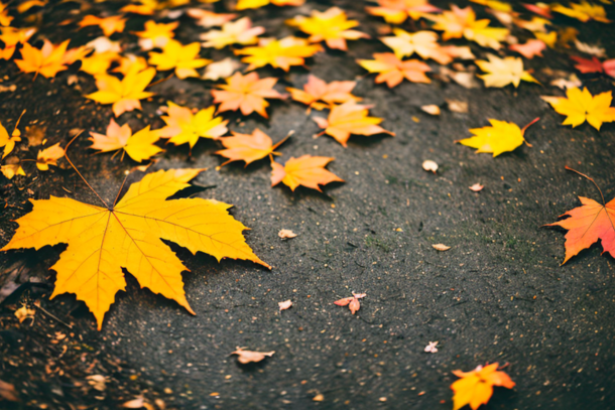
[1,169,269,329]
[149,40,211,79]
[457,118,539,157]
[542,87,615,131]
[235,36,322,71]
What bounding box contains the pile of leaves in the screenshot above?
[0,0,614,408]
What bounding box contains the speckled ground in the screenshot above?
[1,1,615,409]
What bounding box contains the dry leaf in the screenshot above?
[0,110,25,159]
[287,75,359,112]
[231,347,274,364]
[149,40,210,79]
[216,128,286,167]
[200,17,264,49]
[312,393,324,402]
[380,29,452,64]
[451,363,515,410]
[202,58,241,81]
[552,2,610,23]
[1,169,269,329]
[334,293,366,314]
[0,27,36,61]
[508,39,546,59]
[237,0,305,10]
[86,375,107,392]
[89,119,163,162]
[476,54,538,88]
[271,155,343,192]
[79,15,126,37]
[15,39,69,79]
[421,105,440,115]
[358,53,431,88]
[36,143,64,171]
[158,102,228,147]
[432,243,451,251]
[469,183,484,192]
[0,379,18,402]
[1,163,26,179]
[212,72,284,118]
[543,87,615,130]
[186,9,237,28]
[446,99,468,113]
[424,341,438,353]
[278,229,297,239]
[440,68,480,89]
[366,0,440,24]
[235,36,322,71]
[135,20,178,51]
[121,396,154,410]
[457,118,539,157]
[422,160,438,173]
[14,305,35,323]
[313,101,394,147]
[574,39,605,57]
[550,74,581,90]
[278,299,292,311]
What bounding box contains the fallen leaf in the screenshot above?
[122,396,154,410]
[422,160,438,173]
[287,7,369,51]
[79,15,126,37]
[89,119,163,162]
[212,71,284,118]
[287,75,359,112]
[313,101,394,147]
[216,128,286,167]
[451,363,515,410]
[86,375,107,392]
[200,17,264,49]
[278,229,297,239]
[440,68,480,89]
[457,118,539,157]
[424,341,438,353]
[149,40,210,79]
[446,99,468,113]
[469,183,484,192]
[476,54,538,88]
[0,27,36,60]
[278,299,292,311]
[79,51,120,76]
[509,39,546,59]
[574,39,605,57]
[570,55,604,74]
[158,102,228,148]
[552,1,610,23]
[86,67,156,117]
[380,29,452,64]
[36,142,64,171]
[1,163,25,179]
[550,74,581,90]
[334,293,366,314]
[543,87,615,130]
[432,243,451,251]
[202,58,241,81]
[14,305,35,323]
[0,110,25,159]
[135,20,178,51]
[421,105,440,115]
[366,0,441,24]
[312,393,325,402]
[1,169,269,329]
[358,53,431,88]
[0,379,18,402]
[236,0,305,10]
[14,39,69,79]
[235,36,322,71]
[186,9,237,28]
[522,3,552,19]
[535,31,557,48]
[231,347,274,364]
[271,155,343,192]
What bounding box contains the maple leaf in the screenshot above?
[358,53,431,88]
[514,16,551,33]
[552,1,610,23]
[200,17,264,49]
[476,54,538,88]
[287,75,359,112]
[287,7,369,51]
[36,143,64,171]
[535,31,557,48]
[508,39,546,59]
[79,51,120,76]
[547,168,615,264]
[542,87,615,131]
[89,119,163,162]
[79,15,126,37]
[134,20,178,50]
[113,54,149,76]
[334,293,366,314]
[1,163,25,179]
[457,118,539,157]
[14,39,70,79]
[0,1,13,26]
[451,363,515,410]
[186,9,237,28]
[211,72,284,118]
[366,0,441,24]
[522,3,553,19]
[235,36,322,71]
[313,101,394,147]
[158,102,228,148]
[271,155,343,192]
[216,128,287,167]
[569,56,615,78]
[86,67,157,117]
[149,40,211,79]
[202,58,241,81]
[426,5,509,49]
[0,110,25,159]
[0,27,36,60]
[380,29,452,65]
[1,169,269,329]
[231,347,275,364]
[236,0,304,10]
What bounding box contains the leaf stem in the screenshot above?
[565,165,605,205]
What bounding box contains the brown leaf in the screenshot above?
[0,379,18,402]
[278,229,297,239]
[348,297,361,314]
[231,347,275,364]
[446,99,468,113]
[14,305,35,323]
[421,105,440,116]
[432,244,451,251]
[26,125,46,147]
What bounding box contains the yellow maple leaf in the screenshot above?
[113,54,149,76]
[14,39,70,79]
[134,20,178,50]
[451,363,515,410]
[1,169,269,329]
[236,0,305,10]
[211,72,284,118]
[543,87,615,130]
[357,52,431,88]
[200,17,264,49]
[287,75,360,112]
[158,102,228,147]
[0,27,36,60]
[235,36,322,71]
[456,118,539,157]
[380,29,451,64]
[149,40,211,79]
[89,119,163,162]
[312,101,395,147]
[86,67,157,117]
[79,51,120,76]
[535,31,557,48]
[476,54,538,88]
[0,1,13,26]
[366,0,441,24]
[0,110,25,159]
[271,155,343,192]
[470,0,512,12]
[79,15,127,37]
[36,142,64,171]
[1,163,25,179]
[286,7,369,51]
[553,1,610,23]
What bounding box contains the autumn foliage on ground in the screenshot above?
[0,0,614,408]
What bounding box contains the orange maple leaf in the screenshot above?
[358,52,431,88]
[271,155,343,192]
[235,36,322,71]
[366,0,441,24]
[200,17,265,49]
[0,27,36,60]
[0,110,26,159]
[216,128,287,167]
[14,39,70,79]
[287,75,360,112]
[313,101,394,147]
[451,363,515,410]
[509,39,546,59]
[158,102,228,147]
[547,168,615,264]
[148,40,211,79]
[89,119,163,162]
[212,72,284,118]
[186,9,237,28]
[36,143,64,171]
[79,15,126,37]
[334,293,366,314]
[1,168,270,329]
